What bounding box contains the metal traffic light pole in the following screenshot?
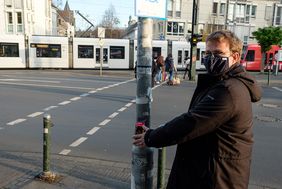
[131,17,154,189]
[189,0,199,81]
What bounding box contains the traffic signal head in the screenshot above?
[190,34,203,46]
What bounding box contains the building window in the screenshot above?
[0,43,19,57]
[276,7,282,25]
[220,3,226,15]
[110,46,125,59]
[228,3,234,22]
[17,12,23,33]
[167,22,184,36]
[175,0,181,18]
[212,2,218,14]
[78,45,94,58]
[31,44,61,58]
[251,5,257,18]
[167,0,173,17]
[265,6,272,21]
[7,12,13,33]
[5,0,12,8]
[235,4,246,23]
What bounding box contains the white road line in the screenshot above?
[70,97,81,101]
[27,112,44,118]
[125,103,133,107]
[43,106,58,111]
[88,90,97,94]
[70,137,88,147]
[87,127,100,135]
[103,86,109,89]
[7,119,26,126]
[0,81,95,90]
[118,107,127,112]
[80,93,90,97]
[273,87,282,92]
[99,119,111,126]
[0,79,61,83]
[96,88,103,91]
[109,112,119,119]
[131,99,136,103]
[59,101,71,105]
[59,149,71,155]
[262,104,278,108]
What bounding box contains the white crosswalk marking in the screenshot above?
[70,137,88,147]
[59,149,71,155]
[7,119,26,126]
[99,119,111,126]
[59,101,71,105]
[109,112,119,119]
[273,87,282,92]
[70,97,81,101]
[27,112,44,118]
[87,127,100,135]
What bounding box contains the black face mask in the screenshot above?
[203,54,230,76]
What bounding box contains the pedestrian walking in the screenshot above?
[133,30,262,189]
[155,55,164,84]
[183,57,190,79]
[165,54,174,85]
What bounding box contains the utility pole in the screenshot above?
[131,17,154,189]
[189,0,199,81]
[225,0,230,30]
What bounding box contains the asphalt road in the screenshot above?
[0,70,282,188]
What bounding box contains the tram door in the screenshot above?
[177,49,189,68]
[96,48,108,66]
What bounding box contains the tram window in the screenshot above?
[78,45,93,58]
[178,50,182,65]
[96,48,108,63]
[184,50,189,60]
[245,50,255,61]
[196,48,200,60]
[200,51,206,65]
[110,46,125,59]
[0,43,19,57]
[34,44,61,58]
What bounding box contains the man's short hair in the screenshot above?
[206,30,243,56]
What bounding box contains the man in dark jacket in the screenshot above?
[133,30,262,189]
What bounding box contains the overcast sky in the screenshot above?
[57,0,136,29]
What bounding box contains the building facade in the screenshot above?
[125,0,282,43]
[0,0,52,36]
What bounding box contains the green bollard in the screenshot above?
[157,147,166,189]
[37,114,59,182]
[43,114,51,173]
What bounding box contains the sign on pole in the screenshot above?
[98,27,105,38]
[135,0,167,19]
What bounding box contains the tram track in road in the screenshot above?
[0,76,165,160]
[1,78,136,131]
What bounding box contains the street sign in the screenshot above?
[98,27,105,38]
[135,0,167,19]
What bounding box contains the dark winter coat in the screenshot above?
[144,63,262,189]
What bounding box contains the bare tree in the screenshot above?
[99,4,120,29]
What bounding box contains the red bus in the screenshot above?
[240,44,282,71]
